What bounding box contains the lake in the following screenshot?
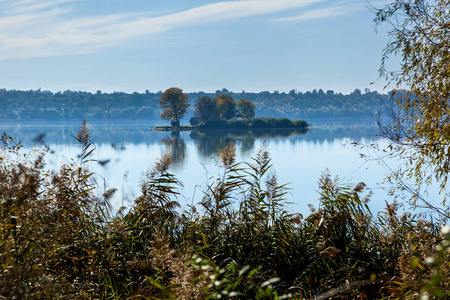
[1,118,397,216]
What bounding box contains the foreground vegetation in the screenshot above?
[1,122,449,299]
[3,0,450,297]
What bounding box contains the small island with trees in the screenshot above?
[154,87,309,131]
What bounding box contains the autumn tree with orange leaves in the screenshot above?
[160,87,190,127]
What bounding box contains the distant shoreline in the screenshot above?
[0,88,389,121]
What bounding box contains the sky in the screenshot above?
[0,0,395,94]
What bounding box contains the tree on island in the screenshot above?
[159,87,189,127]
[192,94,257,124]
[194,95,218,122]
[216,94,236,120]
[236,98,256,118]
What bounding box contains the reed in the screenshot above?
[0,123,448,299]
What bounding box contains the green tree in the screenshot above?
[216,94,236,120]
[194,95,218,121]
[159,87,190,127]
[236,99,256,119]
[375,0,450,209]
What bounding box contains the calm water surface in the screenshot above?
[1,119,396,215]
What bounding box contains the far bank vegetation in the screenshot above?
[0,88,387,121]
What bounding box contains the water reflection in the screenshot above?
[1,120,377,148]
[190,128,309,159]
[161,131,187,166]
[1,121,169,146]
[0,119,386,215]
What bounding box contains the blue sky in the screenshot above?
[0,0,393,94]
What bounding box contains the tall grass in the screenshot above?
[0,123,448,299]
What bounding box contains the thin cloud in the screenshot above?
[0,7,71,31]
[0,0,76,14]
[272,2,364,22]
[0,0,327,59]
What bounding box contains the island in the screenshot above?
[153,88,310,131]
[152,117,309,131]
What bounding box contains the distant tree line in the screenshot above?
[0,87,389,121]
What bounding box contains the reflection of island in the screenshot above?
[190,128,309,158]
[161,131,186,167]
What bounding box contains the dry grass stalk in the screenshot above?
[220,141,235,168]
[150,230,208,299]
